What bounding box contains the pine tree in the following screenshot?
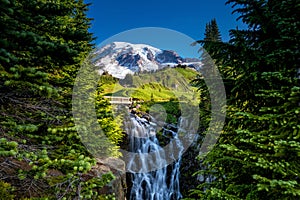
[197,18,222,77]
[204,22,212,42]
[0,0,120,198]
[190,0,300,199]
[204,18,222,43]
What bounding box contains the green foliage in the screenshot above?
[0,180,15,200]
[190,0,300,199]
[50,171,115,199]
[203,18,222,47]
[137,100,181,124]
[0,138,18,157]
[95,86,124,157]
[102,67,199,102]
[72,59,124,158]
[100,72,119,85]
[0,0,119,199]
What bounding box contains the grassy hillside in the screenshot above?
[100,67,200,102]
[99,67,200,125]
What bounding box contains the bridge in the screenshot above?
[104,96,132,105]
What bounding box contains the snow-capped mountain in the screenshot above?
[93,42,202,79]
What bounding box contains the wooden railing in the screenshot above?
[104,96,132,105]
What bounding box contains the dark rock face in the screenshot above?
[156,50,183,64]
[145,47,156,61]
[115,49,187,72]
[116,53,142,72]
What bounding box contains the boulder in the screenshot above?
[91,157,127,200]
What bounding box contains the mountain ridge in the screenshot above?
[94,42,202,79]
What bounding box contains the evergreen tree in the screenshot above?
[196,18,222,77]
[210,19,222,42]
[204,18,222,43]
[190,0,300,199]
[0,0,121,198]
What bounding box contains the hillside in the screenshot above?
[101,67,199,102]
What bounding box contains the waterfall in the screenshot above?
[125,114,184,200]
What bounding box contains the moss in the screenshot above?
[0,180,15,200]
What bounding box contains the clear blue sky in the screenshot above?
[86,0,247,57]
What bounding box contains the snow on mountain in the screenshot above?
[93,42,202,79]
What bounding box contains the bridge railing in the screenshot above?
[104,96,132,105]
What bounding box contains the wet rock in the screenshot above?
[92,157,127,200]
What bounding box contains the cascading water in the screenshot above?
[124,114,184,200]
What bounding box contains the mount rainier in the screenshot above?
[93,42,202,79]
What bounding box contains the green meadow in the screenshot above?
[100,67,200,103]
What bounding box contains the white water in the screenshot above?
[125,114,184,200]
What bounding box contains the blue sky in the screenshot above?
[86,0,247,58]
